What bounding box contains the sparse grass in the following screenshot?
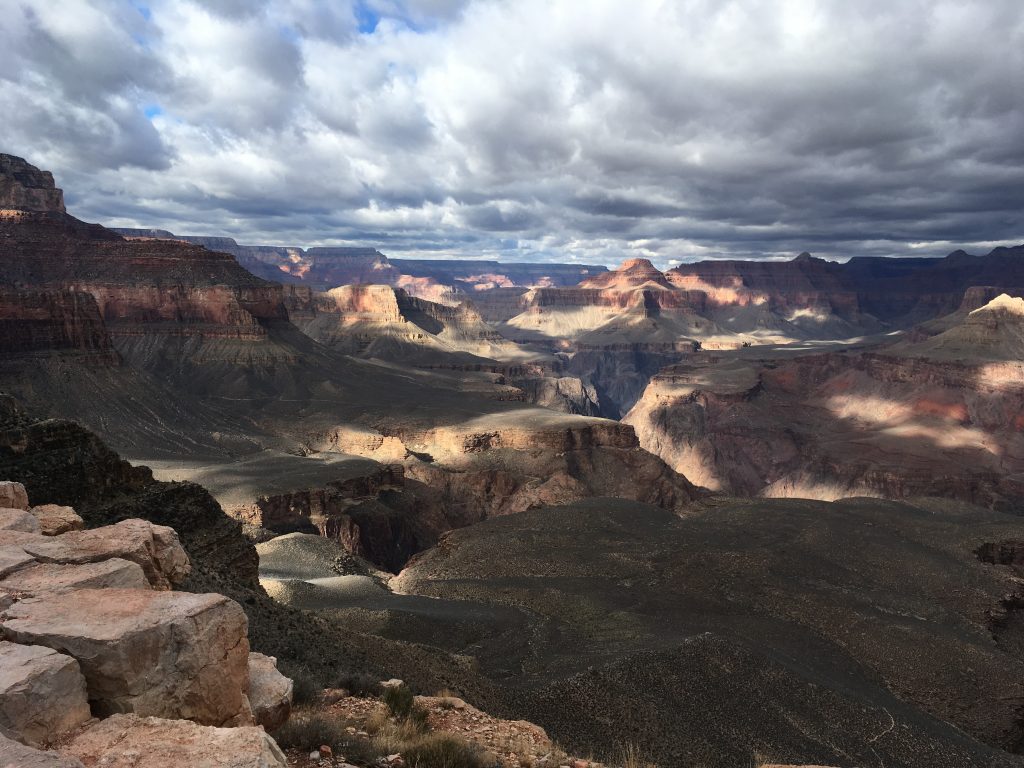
[618,742,657,768]
[367,685,486,767]
[393,732,489,768]
[383,683,417,718]
[271,713,341,750]
[382,683,431,731]
[501,734,539,767]
[434,688,461,709]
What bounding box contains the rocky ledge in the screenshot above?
[0,480,294,766]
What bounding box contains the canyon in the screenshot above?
[2,152,1024,767]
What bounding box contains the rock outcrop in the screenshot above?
[0,155,290,364]
[0,155,64,213]
[10,519,191,590]
[3,588,252,724]
[0,507,40,533]
[0,478,292,765]
[60,714,287,768]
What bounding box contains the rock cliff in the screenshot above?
[625,295,1024,505]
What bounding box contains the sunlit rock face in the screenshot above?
[625,294,1024,507]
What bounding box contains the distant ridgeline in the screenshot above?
[111,227,609,290]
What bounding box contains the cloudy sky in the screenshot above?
[3,0,1023,266]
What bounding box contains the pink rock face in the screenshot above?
[0,588,252,726]
[62,714,286,767]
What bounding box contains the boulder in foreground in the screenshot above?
[0,641,91,747]
[0,588,251,726]
[247,652,292,732]
[14,519,190,589]
[29,505,84,536]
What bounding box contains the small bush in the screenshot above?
[289,670,320,706]
[383,684,416,718]
[272,711,377,764]
[336,671,383,697]
[401,733,487,768]
[272,712,347,751]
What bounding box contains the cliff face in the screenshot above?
[0,154,65,212]
[625,297,1024,507]
[0,156,290,356]
[0,288,117,359]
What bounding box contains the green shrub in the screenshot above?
[272,712,346,750]
[289,670,320,705]
[383,684,416,718]
[336,671,383,697]
[272,711,377,763]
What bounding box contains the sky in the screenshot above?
[2,0,1023,267]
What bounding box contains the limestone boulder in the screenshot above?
[62,714,286,768]
[16,519,190,589]
[0,508,41,534]
[0,559,148,596]
[0,641,91,747]
[0,733,85,768]
[0,482,28,511]
[247,653,293,732]
[0,588,252,726]
[29,506,84,536]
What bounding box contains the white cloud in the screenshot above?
[2,0,1023,265]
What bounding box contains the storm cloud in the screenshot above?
[2,0,1022,265]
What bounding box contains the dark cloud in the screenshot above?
[2,0,1022,266]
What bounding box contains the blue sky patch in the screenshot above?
[355,1,380,34]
